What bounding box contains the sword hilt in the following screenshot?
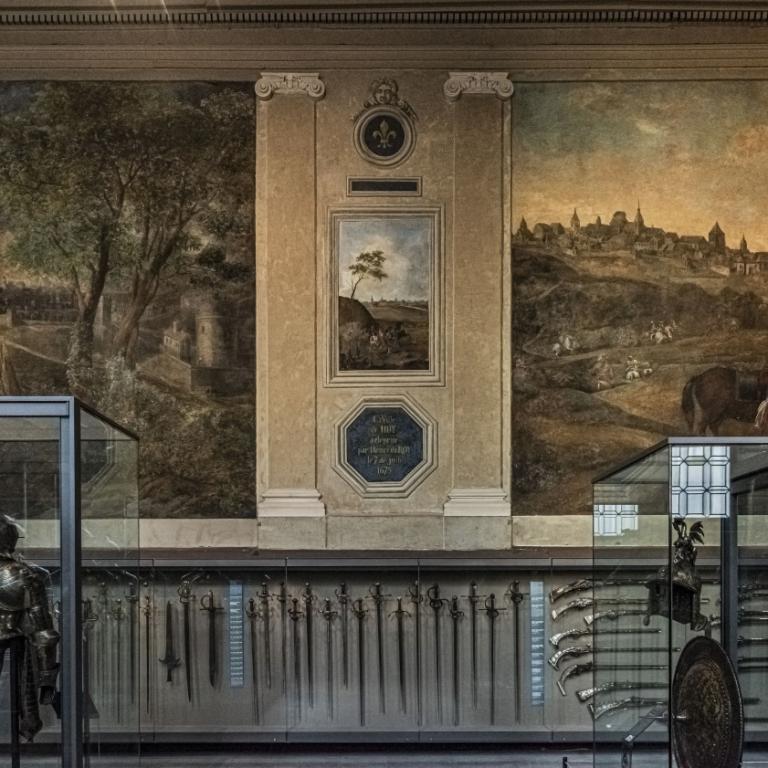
[506,580,525,606]
[388,596,411,620]
[426,584,449,610]
[407,581,422,606]
[258,582,273,617]
[481,593,507,620]
[351,598,368,620]
[464,581,486,603]
[288,597,304,621]
[200,590,221,614]
[449,596,464,620]
[334,583,349,605]
[320,598,338,621]
[82,598,98,629]
[245,597,259,620]
[111,598,125,622]
[368,582,392,606]
[141,594,152,618]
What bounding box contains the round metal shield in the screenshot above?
[672,636,744,768]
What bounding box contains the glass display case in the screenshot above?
[0,396,140,768]
[592,438,768,768]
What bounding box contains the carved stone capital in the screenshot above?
[443,72,514,102]
[255,73,325,101]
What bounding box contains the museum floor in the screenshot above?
[37,748,768,767]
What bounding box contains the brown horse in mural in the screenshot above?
[682,366,768,435]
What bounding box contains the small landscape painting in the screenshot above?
[333,210,435,376]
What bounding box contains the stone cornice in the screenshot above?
[5,6,768,27]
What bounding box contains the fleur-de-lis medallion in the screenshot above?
[373,119,396,149]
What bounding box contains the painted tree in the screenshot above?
[0,82,253,381]
[348,249,388,299]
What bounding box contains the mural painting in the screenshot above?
[332,209,437,378]
[512,81,768,516]
[0,82,255,518]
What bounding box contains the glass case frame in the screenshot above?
[0,396,140,768]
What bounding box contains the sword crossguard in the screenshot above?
[388,596,411,620]
[506,580,525,606]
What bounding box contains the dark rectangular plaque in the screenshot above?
[347,177,422,197]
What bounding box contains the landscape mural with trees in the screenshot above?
[0,82,255,518]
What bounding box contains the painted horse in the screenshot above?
[682,366,768,435]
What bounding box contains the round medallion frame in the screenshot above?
[353,106,415,168]
[671,635,744,768]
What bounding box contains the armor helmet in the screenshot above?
[0,516,19,554]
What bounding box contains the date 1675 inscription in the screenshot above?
[345,407,424,483]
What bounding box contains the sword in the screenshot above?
[124,578,139,706]
[449,596,463,727]
[482,593,507,725]
[352,597,368,726]
[551,597,648,622]
[388,597,410,713]
[549,578,649,604]
[427,584,448,724]
[245,598,260,724]
[96,581,109,703]
[200,590,220,688]
[259,583,272,690]
[369,582,390,714]
[408,581,423,727]
[159,600,180,683]
[302,583,315,708]
[111,599,125,722]
[550,627,661,648]
[335,583,350,689]
[556,661,667,697]
[141,595,153,714]
[467,582,483,710]
[177,575,198,703]
[589,696,667,721]
[82,598,98,722]
[507,580,524,724]
[278,582,288,698]
[320,598,337,719]
[584,609,648,626]
[576,680,668,703]
[549,644,676,670]
[288,597,304,722]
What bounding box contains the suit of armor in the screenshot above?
[0,516,59,740]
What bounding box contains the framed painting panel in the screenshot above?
[327,206,443,386]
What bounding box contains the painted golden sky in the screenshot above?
[513,81,768,251]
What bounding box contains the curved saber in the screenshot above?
[549,644,674,670]
[576,680,667,702]
[589,696,666,721]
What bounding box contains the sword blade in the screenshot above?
[250,615,260,724]
[451,605,460,727]
[208,607,216,687]
[144,602,151,715]
[396,610,406,713]
[376,598,385,714]
[183,603,192,702]
[326,612,334,719]
[489,614,496,725]
[261,589,272,690]
[341,591,349,689]
[470,585,478,711]
[304,587,314,708]
[357,607,365,727]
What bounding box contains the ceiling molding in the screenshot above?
[4,5,768,27]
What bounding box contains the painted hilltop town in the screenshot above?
[512,203,768,517]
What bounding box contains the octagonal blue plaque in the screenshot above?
[345,406,424,484]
